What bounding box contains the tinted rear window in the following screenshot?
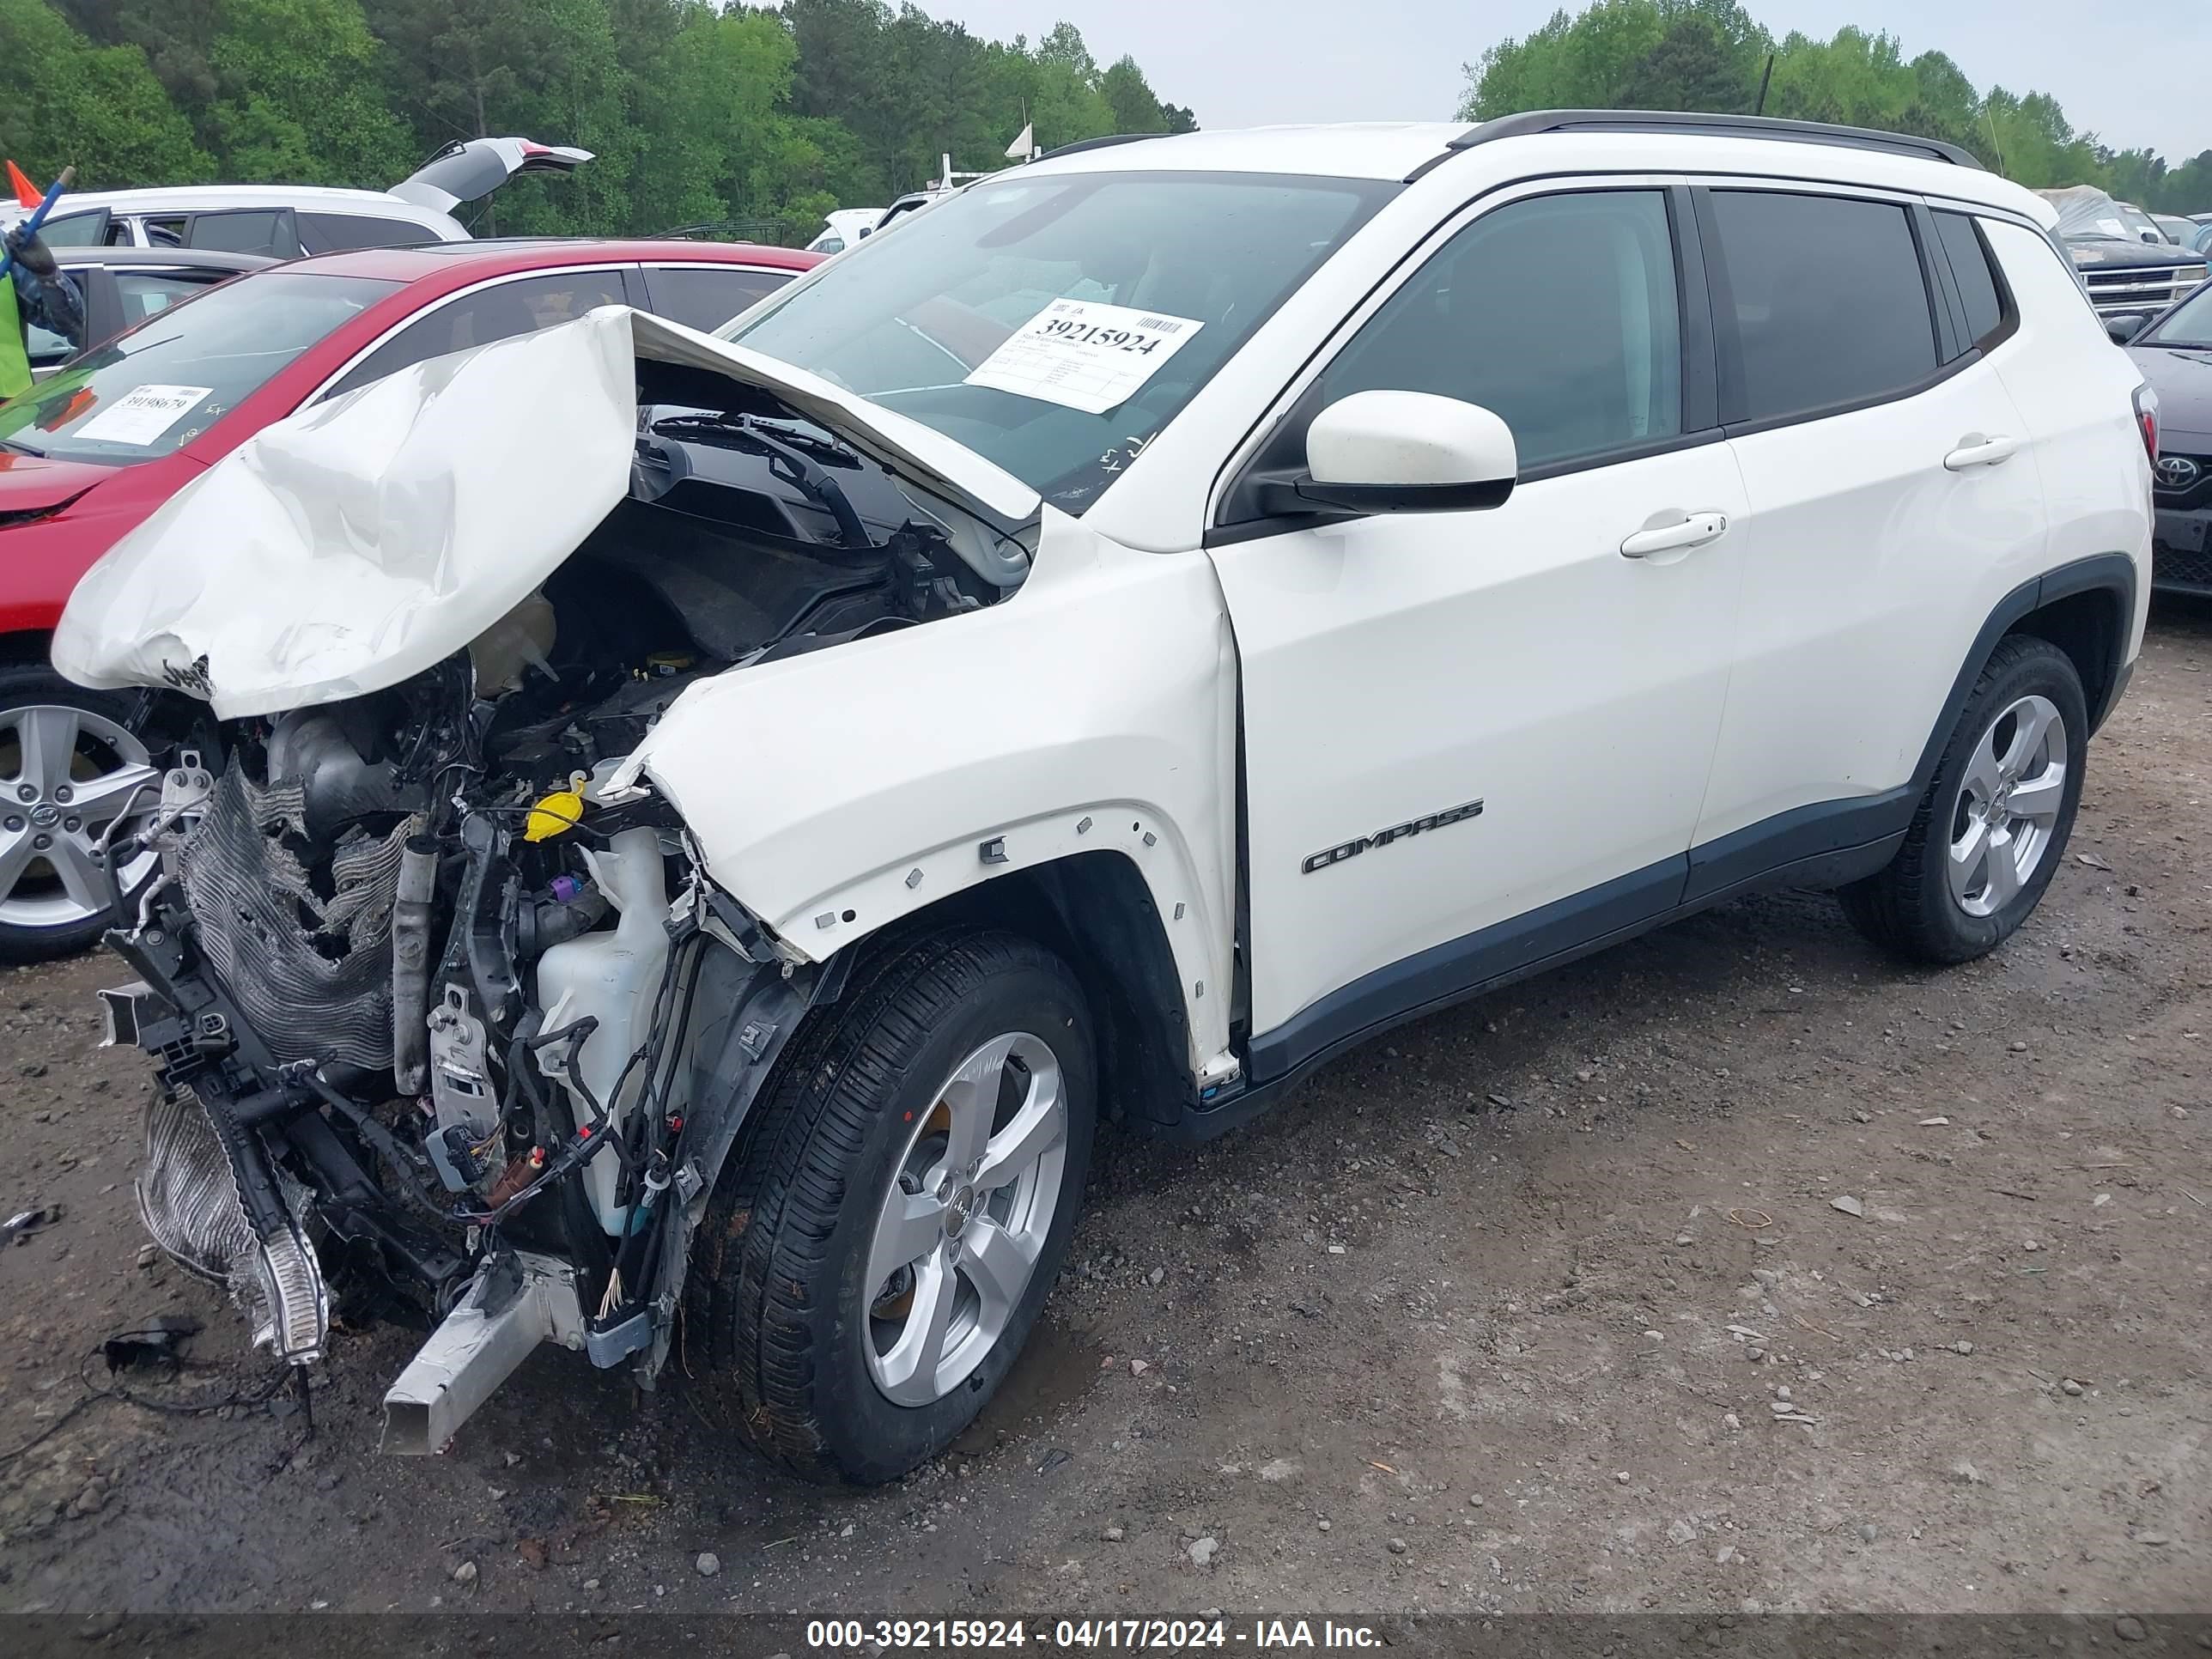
[647,264,794,332]
[1934,211,2005,351]
[1705,191,1938,425]
[301,212,442,253]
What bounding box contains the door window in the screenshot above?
[180,209,303,259]
[1315,189,1684,471]
[115,270,228,327]
[1932,211,2008,354]
[300,213,443,253]
[1701,191,1939,424]
[34,210,108,247]
[326,270,631,396]
[646,264,795,332]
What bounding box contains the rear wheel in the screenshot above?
[1839,635,2086,963]
[0,667,161,963]
[688,928,1097,1484]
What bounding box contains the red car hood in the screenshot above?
[0,452,123,517]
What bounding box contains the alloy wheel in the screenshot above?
[1948,692,2067,919]
[0,702,161,933]
[864,1030,1070,1407]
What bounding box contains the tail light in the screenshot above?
[2135,384,2160,462]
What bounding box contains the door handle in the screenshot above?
[1943,433,2019,471]
[1620,511,1729,559]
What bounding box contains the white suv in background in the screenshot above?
[71,111,2153,1484]
[3,136,592,257]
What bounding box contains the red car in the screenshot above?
[0,237,818,960]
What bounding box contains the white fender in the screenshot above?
[624,507,1240,1078]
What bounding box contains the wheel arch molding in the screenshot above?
[1916,553,2137,791]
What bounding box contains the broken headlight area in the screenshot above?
[85,359,1023,1447]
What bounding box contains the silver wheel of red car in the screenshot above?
[0,672,161,962]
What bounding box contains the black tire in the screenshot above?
[687,928,1097,1485]
[1839,635,2087,963]
[0,665,156,965]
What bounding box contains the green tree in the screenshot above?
[0,0,210,185]
[1462,0,1766,120]
[1100,55,1168,134]
[204,0,413,185]
[52,1,221,110]
[1616,15,1755,112]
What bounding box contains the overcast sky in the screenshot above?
[933,0,2210,167]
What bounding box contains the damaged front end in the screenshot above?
[97,641,825,1445]
[58,308,1036,1448]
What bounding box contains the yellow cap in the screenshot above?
[524,788,585,842]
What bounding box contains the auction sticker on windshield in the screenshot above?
[74,385,214,447]
[963,298,1203,416]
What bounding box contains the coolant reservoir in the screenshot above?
[534,826,670,1234]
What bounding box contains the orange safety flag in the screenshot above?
[5,161,43,211]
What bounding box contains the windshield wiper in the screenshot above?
[648,412,871,548]
[0,436,46,457]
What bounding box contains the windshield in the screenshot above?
[2118,204,2162,242]
[720,170,1392,513]
[2146,283,2212,349]
[0,272,398,465]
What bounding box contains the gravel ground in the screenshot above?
[1,605,2207,1620]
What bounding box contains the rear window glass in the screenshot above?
[0,272,396,465]
[647,264,794,332]
[301,213,442,253]
[1705,190,1939,425]
[1935,211,2005,351]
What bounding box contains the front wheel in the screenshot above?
[1839,635,2087,963]
[688,929,1097,1485]
[0,667,162,964]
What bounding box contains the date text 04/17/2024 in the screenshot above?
[803,1619,1384,1649]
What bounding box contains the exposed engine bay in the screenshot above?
[75,313,1033,1449]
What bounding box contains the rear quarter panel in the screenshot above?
[1984,219,2155,656]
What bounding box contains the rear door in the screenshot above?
[1688,185,2049,887]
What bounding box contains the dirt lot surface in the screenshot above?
[2,608,2207,1624]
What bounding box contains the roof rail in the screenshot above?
[1449,109,1984,169]
[1036,131,1174,161]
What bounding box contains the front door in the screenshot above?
[1208,185,1747,1073]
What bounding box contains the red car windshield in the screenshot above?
[0,272,398,465]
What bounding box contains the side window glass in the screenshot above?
[35,211,106,247]
[1704,191,1937,423]
[647,265,793,332]
[1318,189,1682,471]
[114,271,222,327]
[327,270,629,397]
[25,319,74,367]
[301,213,442,253]
[1933,211,2006,353]
[182,209,301,258]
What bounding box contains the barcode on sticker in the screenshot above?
[1135,316,1183,333]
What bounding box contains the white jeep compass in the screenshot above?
[59,112,2154,1483]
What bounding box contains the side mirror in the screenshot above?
[1297,390,1517,514]
[2105,313,2149,345]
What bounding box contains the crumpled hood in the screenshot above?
[52,307,1040,720]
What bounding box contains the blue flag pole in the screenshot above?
[0,167,78,286]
